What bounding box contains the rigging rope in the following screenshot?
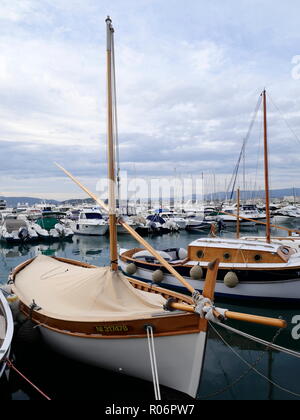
[227,95,263,200]
[146,325,161,401]
[251,114,264,201]
[268,93,300,148]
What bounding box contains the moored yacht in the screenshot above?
[206,205,256,228]
[0,214,38,244]
[119,237,300,302]
[159,211,187,230]
[0,200,7,211]
[272,207,299,224]
[71,209,108,236]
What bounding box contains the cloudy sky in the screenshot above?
[1,0,300,200]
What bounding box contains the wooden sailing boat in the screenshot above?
[10,18,286,398]
[0,289,14,379]
[120,91,300,303]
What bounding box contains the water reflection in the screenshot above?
[1,228,300,400]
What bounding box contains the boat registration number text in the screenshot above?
[95,325,129,334]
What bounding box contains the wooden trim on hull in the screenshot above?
[19,301,206,338]
[11,256,97,280]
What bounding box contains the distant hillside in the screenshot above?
[203,188,300,202]
[0,196,60,208]
[1,187,300,208]
[61,198,96,206]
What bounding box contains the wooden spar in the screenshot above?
[54,164,109,212]
[106,17,118,271]
[236,188,240,239]
[224,311,287,328]
[116,220,196,295]
[202,259,219,300]
[219,210,300,235]
[166,258,287,328]
[168,302,286,328]
[54,163,196,295]
[263,89,271,244]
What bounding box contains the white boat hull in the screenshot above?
[0,291,14,379]
[273,215,296,224]
[119,259,300,302]
[117,224,138,234]
[39,326,206,398]
[72,223,108,236]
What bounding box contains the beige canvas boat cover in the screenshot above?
[13,255,166,322]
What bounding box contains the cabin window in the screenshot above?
[223,253,231,261]
[85,213,103,220]
[281,247,290,256]
[197,250,204,259]
[254,254,262,262]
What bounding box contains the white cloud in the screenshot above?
[0,0,300,199]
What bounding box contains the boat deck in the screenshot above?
[188,237,281,252]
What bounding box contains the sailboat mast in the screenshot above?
[262,89,271,243]
[106,16,118,271]
[236,188,240,239]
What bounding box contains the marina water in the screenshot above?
[1,227,299,400]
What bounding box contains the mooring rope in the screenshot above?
[146,325,161,400]
[216,322,300,359]
[208,323,300,399]
[6,358,52,400]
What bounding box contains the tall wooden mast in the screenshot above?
[262,89,271,244]
[106,16,118,271]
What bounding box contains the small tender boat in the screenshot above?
[0,289,14,379]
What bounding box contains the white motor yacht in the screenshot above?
[71,209,108,236]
